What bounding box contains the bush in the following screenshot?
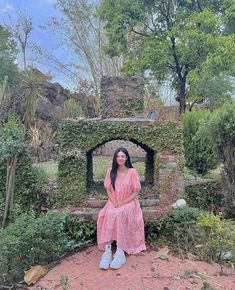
[0,213,96,285]
[196,213,235,263]
[184,181,224,213]
[182,110,217,174]
[0,153,49,219]
[207,101,235,218]
[145,220,160,242]
[159,207,205,253]
[158,207,235,263]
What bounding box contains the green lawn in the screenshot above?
[33,156,145,181]
[93,156,145,180]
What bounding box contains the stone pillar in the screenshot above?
[57,151,87,206]
[100,76,144,118]
[157,155,184,204]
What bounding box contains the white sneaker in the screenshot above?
[99,245,112,270]
[110,247,126,269]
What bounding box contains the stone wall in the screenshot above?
[100,76,144,118]
[93,140,145,159]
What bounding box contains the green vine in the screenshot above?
[58,119,183,206]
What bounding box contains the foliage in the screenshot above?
[0,213,70,284]
[63,98,84,118]
[184,181,223,213]
[45,0,122,95]
[99,0,235,113]
[196,213,235,263]
[158,207,235,263]
[0,152,48,217]
[58,119,183,205]
[21,69,46,129]
[159,207,205,249]
[186,74,233,110]
[65,216,96,245]
[145,220,160,243]
[0,117,24,227]
[182,110,217,174]
[0,25,20,89]
[206,101,235,218]
[0,117,24,160]
[0,213,96,285]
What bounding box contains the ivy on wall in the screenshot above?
[58,119,183,206]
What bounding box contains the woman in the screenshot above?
[97,147,146,270]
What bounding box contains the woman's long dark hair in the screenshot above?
[110,147,133,191]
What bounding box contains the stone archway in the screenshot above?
[57,118,184,206]
[86,138,155,191]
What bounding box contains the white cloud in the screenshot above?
[1,3,13,13]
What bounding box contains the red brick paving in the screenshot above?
[31,245,235,290]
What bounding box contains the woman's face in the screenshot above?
[116,151,127,166]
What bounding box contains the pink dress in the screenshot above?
[97,168,146,254]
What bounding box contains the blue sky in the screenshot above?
[0,0,73,87]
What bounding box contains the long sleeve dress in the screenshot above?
[97,168,146,255]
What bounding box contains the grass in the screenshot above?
[183,165,222,181]
[33,156,145,182]
[93,156,145,180]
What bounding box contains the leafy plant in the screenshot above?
[206,101,235,218]
[159,207,205,254]
[63,98,84,118]
[196,214,235,263]
[184,181,223,213]
[0,117,24,227]
[182,110,217,174]
[0,213,96,285]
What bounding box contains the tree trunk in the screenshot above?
[2,154,17,228]
[178,78,186,114]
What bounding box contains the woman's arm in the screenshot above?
[118,192,138,206]
[107,191,118,207]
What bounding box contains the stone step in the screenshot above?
[85,198,160,208]
[58,207,164,221]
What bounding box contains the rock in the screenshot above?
[159,254,169,261]
[36,97,54,120]
[172,199,187,209]
[216,251,232,260]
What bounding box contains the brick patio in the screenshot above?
[32,245,235,290]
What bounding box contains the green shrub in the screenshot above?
[65,216,96,246]
[159,207,205,253]
[0,213,71,284]
[0,153,49,218]
[0,213,96,285]
[184,181,224,213]
[206,101,235,218]
[145,220,160,242]
[158,207,235,263]
[182,110,217,174]
[196,213,235,263]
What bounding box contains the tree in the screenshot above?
[0,25,20,89]
[0,117,24,228]
[45,0,123,96]
[8,11,33,70]
[207,101,235,218]
[99,0,235,113]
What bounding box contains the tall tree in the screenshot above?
[46,0,123,96]
[0,25,19,90]
[99,0,235,113]
[8,11,33,70]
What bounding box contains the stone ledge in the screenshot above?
[84,198,160,208]
[52,205,170,221]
